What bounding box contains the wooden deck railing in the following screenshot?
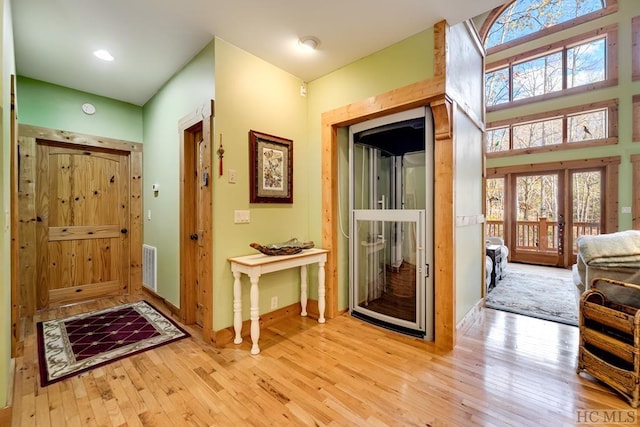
[486,219,600,252]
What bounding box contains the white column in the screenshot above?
[300,265,308,316]
[232,270,243,344]
[249,275,261,355]
[318,260,326,323]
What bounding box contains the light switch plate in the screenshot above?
[228,169,237,184]
[621,206,632,214]
[234,210,250,223]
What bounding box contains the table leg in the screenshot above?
[232,271,243,344]
[318,261,326,324]
[300,265,308,316]
[249,275,261,355]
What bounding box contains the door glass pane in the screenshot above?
[572,170,602,253]
[486,177,505,239]
[516,174,558,253]
[354,218,418,323]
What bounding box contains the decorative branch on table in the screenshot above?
[250,238,314,256]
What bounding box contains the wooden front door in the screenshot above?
[36,142,130,308]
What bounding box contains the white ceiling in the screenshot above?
[12,0,505,106]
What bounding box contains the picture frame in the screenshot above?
[249,130,293,203]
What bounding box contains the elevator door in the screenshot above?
[348,107,433,339]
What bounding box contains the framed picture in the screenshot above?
[249,130,293,203]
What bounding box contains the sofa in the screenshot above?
[572,230,640,307]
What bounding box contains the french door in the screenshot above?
[487,167,605,268]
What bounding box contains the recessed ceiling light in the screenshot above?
[93,49,114,61]
[298,36,320,51]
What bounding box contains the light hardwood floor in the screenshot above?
[11,295,636,426]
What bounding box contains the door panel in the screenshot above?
[351,210,425,331]
[36,143,129,308]
[196,127,205,327]
[179,110,213,332]
[510,172,564,266]
[569,169,604,264]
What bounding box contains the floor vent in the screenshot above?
[143,244,157,292]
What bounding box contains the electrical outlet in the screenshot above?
[270,296,278,310]
[621,206,632,214]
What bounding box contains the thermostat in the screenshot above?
[81,103,96,115]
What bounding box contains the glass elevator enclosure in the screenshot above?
[349,107,434,339]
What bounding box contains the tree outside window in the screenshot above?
[486,0,605,50]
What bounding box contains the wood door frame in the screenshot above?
[487,156,620,267]
[14,125,143,340]
[10,76,19,356]
[179,101,214,343]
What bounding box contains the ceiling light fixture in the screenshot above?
[298,36,320,51]
[93,49,114,61]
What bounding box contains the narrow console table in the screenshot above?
[228,248,329,355]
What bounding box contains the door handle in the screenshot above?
[190,233,199,241]
[120,228,128,234]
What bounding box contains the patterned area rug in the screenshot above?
[37,300,189,386]
[485,271,578,326]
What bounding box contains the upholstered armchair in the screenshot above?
[486,236,509,274]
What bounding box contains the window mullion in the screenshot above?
[562,48,567,90]
[509,65,513,103]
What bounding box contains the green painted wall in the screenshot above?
[142,40,215,307]
[0,0,13,410]
[212,38,309,329]
[307,28,435,311]
[16,77,143,142]
[484,0,640,231]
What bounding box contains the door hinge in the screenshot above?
[425,264,430,278]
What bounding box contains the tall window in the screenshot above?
[485,0,608,50]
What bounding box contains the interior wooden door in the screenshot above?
[194,124,206,327]
[179,101,213,340]
[36,142,130,308]
[181,123,207,328]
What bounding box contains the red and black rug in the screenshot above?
[37,300,190,386]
